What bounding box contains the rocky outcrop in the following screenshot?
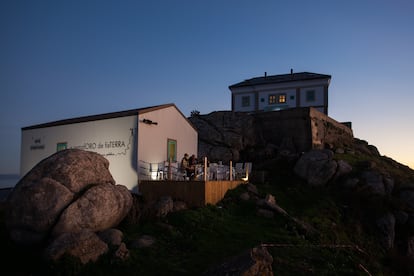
[359,171,391,196]
[5,149,133,264]
[191,109,414,259]
[189,108,354,164]
[52,183,132,237]
[189,111,259,163]
[293,149,338,186]
[143,196,188,219]
[44,229,109,264]
[98,228,124,248]
[376,212,396,251]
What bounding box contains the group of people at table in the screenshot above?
[180,153,198,180]
[179,153,244,181]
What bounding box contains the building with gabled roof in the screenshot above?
[229,71,331,114]
[20,103,198,193]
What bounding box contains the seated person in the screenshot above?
[180,153,194,179]
[189,154,197,167]
[188,154,197,179]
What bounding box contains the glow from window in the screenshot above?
[151,171,158,180]
[269,94,286,104]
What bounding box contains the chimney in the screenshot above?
[264,72,267,77]
[290,68,293,75]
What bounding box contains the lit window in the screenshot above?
[269,94,286,104]
[306,90,315,102]
[242,96,250,107]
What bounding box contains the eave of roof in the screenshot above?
[229,72,331,89]
[22,103,176,130]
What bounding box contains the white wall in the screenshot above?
[233,92,256,112]
[137,106,197,165]
[21,116,139,190]
[299,86,325,107]
[258,88,296,110]
[231,78,329,113]
[20,106,198,193]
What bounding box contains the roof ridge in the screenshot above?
[229,72,331,89]
[22,103,176,130]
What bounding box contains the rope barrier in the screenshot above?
[260,242,367,254]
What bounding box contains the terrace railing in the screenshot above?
[138,159,252,181]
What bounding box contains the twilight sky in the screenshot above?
[1,0,413,174]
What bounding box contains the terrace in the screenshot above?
[139,158,252,207]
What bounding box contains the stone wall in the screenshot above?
[254,108,312,153]
[309,107,354,150]
[254,107,354,153]
[189,107,354,163]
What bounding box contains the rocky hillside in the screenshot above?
[189,110,414,274]
[188,108,354,164]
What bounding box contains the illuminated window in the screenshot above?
[269,93,286,104]
[167,139,177,162]
[306,90,315,102]
[241,96,250,107]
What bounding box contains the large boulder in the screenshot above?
[293,149,338,186]
[356,171,394,196]
[52,183,132,237]
[6,177,75,245]
[44,230,109,264]
[15,148,115,193]
[333,159,353,179]
[5,149,132,264]
[6,149,119,245]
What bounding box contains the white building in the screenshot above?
[20,103,198,193]
[229,71,331,114]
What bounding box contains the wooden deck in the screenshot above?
[139,180,246,207]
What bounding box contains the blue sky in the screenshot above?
[1,0,413,174]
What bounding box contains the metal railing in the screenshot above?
[138,159,252,181]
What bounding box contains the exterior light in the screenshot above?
[141,119,158,125]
